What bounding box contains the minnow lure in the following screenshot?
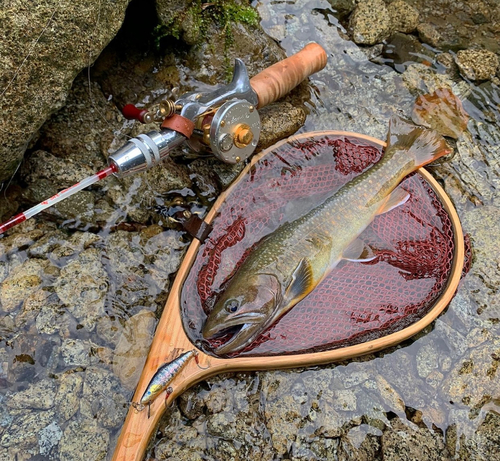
[133,349,198,415]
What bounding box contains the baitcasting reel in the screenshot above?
[109,43,327,176]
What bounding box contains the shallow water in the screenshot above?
[1,0,500,460]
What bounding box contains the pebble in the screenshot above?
[112,309,156,390]
[54,248,108,330]
[38,421,63,457]
[416,342,439,378]
[6,378,57,410]
[58,418,110,461]
[455,49,500,81]
[349,0,392,45]
[0,259,52,313]
[54,372,84,422]
[387,0,419,34]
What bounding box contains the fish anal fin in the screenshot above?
[377,187,410,215]
[342,238,376,262]
[284,258,315,305]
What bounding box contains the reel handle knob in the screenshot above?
[122,104,151,123]
[250,43,327,109]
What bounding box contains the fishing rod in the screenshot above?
[0,43,327,235]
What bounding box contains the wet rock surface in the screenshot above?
[0,0,131,183]
[0,0,500,460]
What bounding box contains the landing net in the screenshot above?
[181,134,458,356]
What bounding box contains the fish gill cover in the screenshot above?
[181,134,458,357]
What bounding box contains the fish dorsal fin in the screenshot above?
[284,258,315,305]
[342,238,376,262]
[377,187,410,215]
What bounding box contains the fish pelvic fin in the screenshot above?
[342,238,376,262]
[377,187,410,215]
[387,116,452,168]
[284,258,315,307]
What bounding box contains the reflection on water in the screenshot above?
[1,0,499,459]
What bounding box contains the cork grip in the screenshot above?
[250,43,327,109]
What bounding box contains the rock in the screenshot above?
[257,102,307,150]
[37,75,123,170]
[326,0,356,19]
[455,49,500,81]
[96,315,124,348]
[417,23,442,48]
[0,259,53,313]
[365,375,406,414]
[382,33,435,69]
[349,0,392,45]
[6,378,57,410]
[53,190,96,222]
[26,230,67,258]
[0,0,131,182]
[38,421,63,457]
[0,409,56,450]
[20,150,96,189]
[54,247,108,330]
[54,371,84,422]
[416,341,439,378]
[60,338,93,367]
[80,366,127,429]
[440,341,500,408]
[453,411,500,460]
[58,418,109,461]
[387,0,419,34]
[381,418,450,460]
[112,309,156,390]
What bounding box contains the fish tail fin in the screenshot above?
[387,116,452,167]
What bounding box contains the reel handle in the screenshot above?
[250,43,327,109]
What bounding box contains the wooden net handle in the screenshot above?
[250,43,327,109]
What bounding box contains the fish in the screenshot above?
[202,101,467,355]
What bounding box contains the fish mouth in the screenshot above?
[202,313,266,355]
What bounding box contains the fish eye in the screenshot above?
[225,299,239,313]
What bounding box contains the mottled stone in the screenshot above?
[58,418,109,461]
[382,418,450,460]
[441,342,500,408]
[6,378,57,410]
[26,230,67,259]
[388,0,419,34]
[257,102,307,150]
[417,23,442,48]
[112,310,156,390]
[20,150,96,190]
[0,409,55,449]
[96,315,125,348]
[326,0,356,18]
[54,247,108,330]
[54,372,84,422]
[80,367,127,429]
[60,338,93,367]
[349,0,392,45]
[38,421,63,457]
[0,259,52,313]
[0,0,131,182]
[416,341,439,378]
[456,49,500,81]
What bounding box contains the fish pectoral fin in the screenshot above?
[376,187,410,215]
[284,258,315,306]
[342,238,376,262]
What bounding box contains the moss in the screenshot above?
[154,0,259,51]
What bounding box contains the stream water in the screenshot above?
[1,0,499,460]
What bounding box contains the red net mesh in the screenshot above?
[181,135,460,357]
